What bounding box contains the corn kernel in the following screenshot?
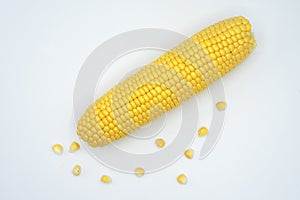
[184,149,194,159]
[134,167,145,177]
[177,174,188,184]
[72,165,81,176]
[101,175,112,184]
[52,144,63,155]
[216,101,227,111]
[69,141,80,152]
[198,127,209,137]
[155,138,165,148]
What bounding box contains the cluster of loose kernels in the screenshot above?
[77,16,255,147]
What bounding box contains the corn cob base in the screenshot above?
[77,16,256,147]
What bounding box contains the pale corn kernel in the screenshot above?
[184,149,194,159]
[52,144,63,155]
[101,175,112,184]
[198,127,209,137]
[177,174,188,184]
[72,165,81,176]
[155,138,165,148]
[134,167,145,177]
[69,141,80,152]
[216,101,227,111]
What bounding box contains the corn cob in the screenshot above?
[77,16,256,147]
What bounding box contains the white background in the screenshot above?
[0,0,300,199]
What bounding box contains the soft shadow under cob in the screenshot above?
[77,16,256,147]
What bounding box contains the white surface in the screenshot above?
[0,0,300,199]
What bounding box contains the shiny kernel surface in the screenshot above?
[198,127,209,137]
[177,174,188,184]
[134,167,145,177]
[72,165,81,176]
[155,138,165,148]
[101,175,112,183]
[216,101,227,111]
[52,144,63,155]
[77,16,255,147]
[184,149,194,159]
[69,141,80,152]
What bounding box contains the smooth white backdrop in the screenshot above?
[0,0,299,199]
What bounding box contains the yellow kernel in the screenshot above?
[198,127,209,137]
[155,138,165,148]
[134,167,145,177]
[101,175,112,184]
[72,165,81,176]
[184,149,194,159]
[177,174,188,184]
[216,101,227,111]
[178,63,185,70]
[52,144,63,155]
[69,141,80,152]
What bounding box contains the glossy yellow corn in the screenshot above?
[216,101,227,111]
[134,167,145,177]
[184,149,194,159]
[52,144,63,155]
[72,165,81,176]
[69,141,80,152]
[100,175,112,184]
[198,127,209,137]
[155,138,166,148]
[177,174,188,184]
[77,16,256,147]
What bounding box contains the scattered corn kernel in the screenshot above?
[155,138,165,148]
[216,101,227,111]
[101,175,112,184]
[52,144,63,155]
[72,165,81,176]
[134,167,145,177]
[184,149,194,159]
[69,141,80,152]
[198,127,209,137]
[177,174,188,184]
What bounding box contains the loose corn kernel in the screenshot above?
[198,127,209,137]
[52,144,63,155]
[69,141,80,152]
[101,175,112,184]
[216,101,227,111]
[155,138,165,148]
[177,174,188,184]
[134,167,145,177]
[72,165,81,176]
[184,149,194,159]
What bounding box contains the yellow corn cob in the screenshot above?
[77,16,256,147]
